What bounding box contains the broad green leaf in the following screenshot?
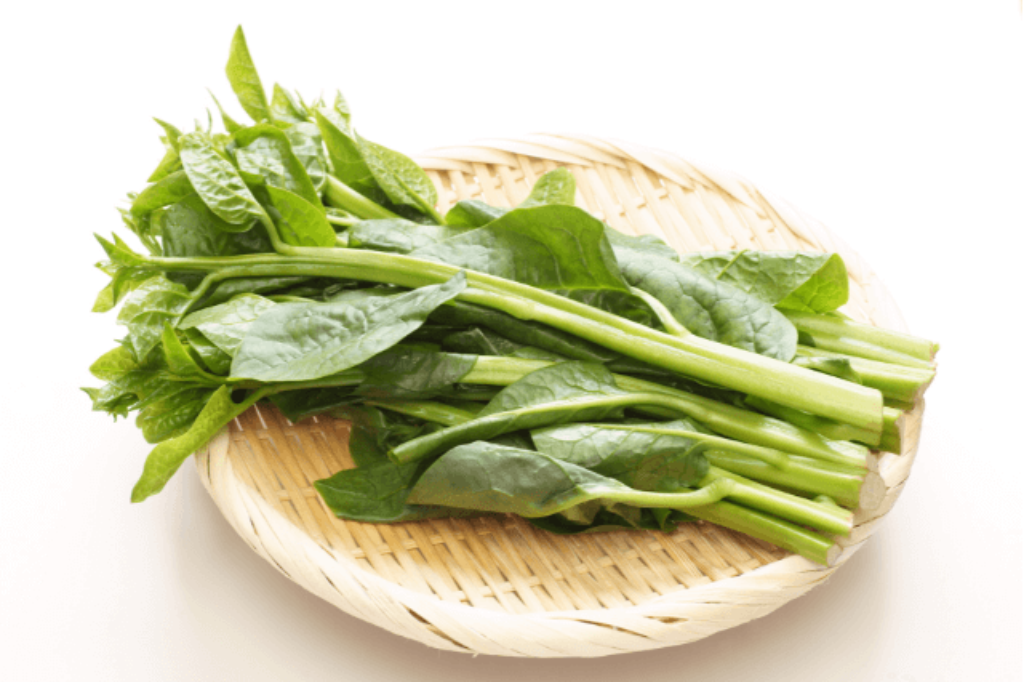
[413,205,653,324]
[531,419,709,490]
[284,122,328,192]
[89,346,140,381]
[678,250,849,313]
[131,170,194,216]
[444,200,507,228]
[131,386,259,502]
[358,138,438,215]
[356,346,477,399]
[348,218,472,254]
[155,194,271,260]
[330,405,436,467]
[179,293,276,357]
[117,276,196,359]
[265,185,336,248]
[407,443,638,517]
[136,383,216,443]
[179,132,269,230]
[233,124,321,207]
[315,460,475,523]
[603,227,679,261]
[615,250,798,361]
[518,167,576,208]
[225,26,270,123]
[231,271,467,381]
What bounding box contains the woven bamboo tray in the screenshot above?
[193,134,924,657]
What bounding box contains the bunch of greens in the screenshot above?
[85,27,938,566]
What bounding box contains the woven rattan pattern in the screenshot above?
[194,134,923,656]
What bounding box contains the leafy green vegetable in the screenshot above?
[613,249,798,361]
[348,219,471,254]
[179,293,276,358]
[231,271,467,381]
[131,170,194,217]
[412,204,654,323]
[265,185,336,248]
[225,26,271,123]
[678,250,849,313]
[179,132,268,231]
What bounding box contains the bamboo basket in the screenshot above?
[193,134,924,657]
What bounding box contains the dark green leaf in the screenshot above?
[358,138,438,215]
[225,26,270,123]
[268,387,362,424]
[199,275,311,308]
[231,271,467,381]
[615,250,797,361]
[413,204,653,323]
[182,328,233,375]
[407,442,637,518]
[160,323,222,384]
[444,200,507,228]
[357,346,477,399]
[315,109,387,204]
[156,194,272,262]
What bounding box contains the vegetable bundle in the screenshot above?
[85,28,939,566]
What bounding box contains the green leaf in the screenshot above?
[603,227,679,262]
[531,419,709,490]
[131,386,260,502]
[444,200,507,228]
[160,323,223,384]
[89,346,140,381]
[136,383,217,443]
[208,89,243,134]
[225,26,271,123]
[441,327,567,363]
[153,118,183,152]
[284,122,328,192]
[271,84,309,124]
[130,170,194,217]
[156,194,272,260]
[315,109,388,204]
[233,124,321,207]
[518,167,576,208]
[179,293,276,357]
[357,346,477,399]
[179,132,269,230]
[231,271,467,381]
[348,218,472,254]
[268,387,362,424]
[315,460,474,523]
[358,138,438,216]
[200,275,311,308]
[389,362,634,464]
[407,442,638,517]
[413,205,653,323]
[147,147,182,183]
[614,250,797,361]
[117,276,196,359]
[182,328,233,375]
[678,250,849,313]
[265,185,336,248]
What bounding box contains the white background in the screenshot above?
[1,1,1021,680]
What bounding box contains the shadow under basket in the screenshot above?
[193,134,925,658]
